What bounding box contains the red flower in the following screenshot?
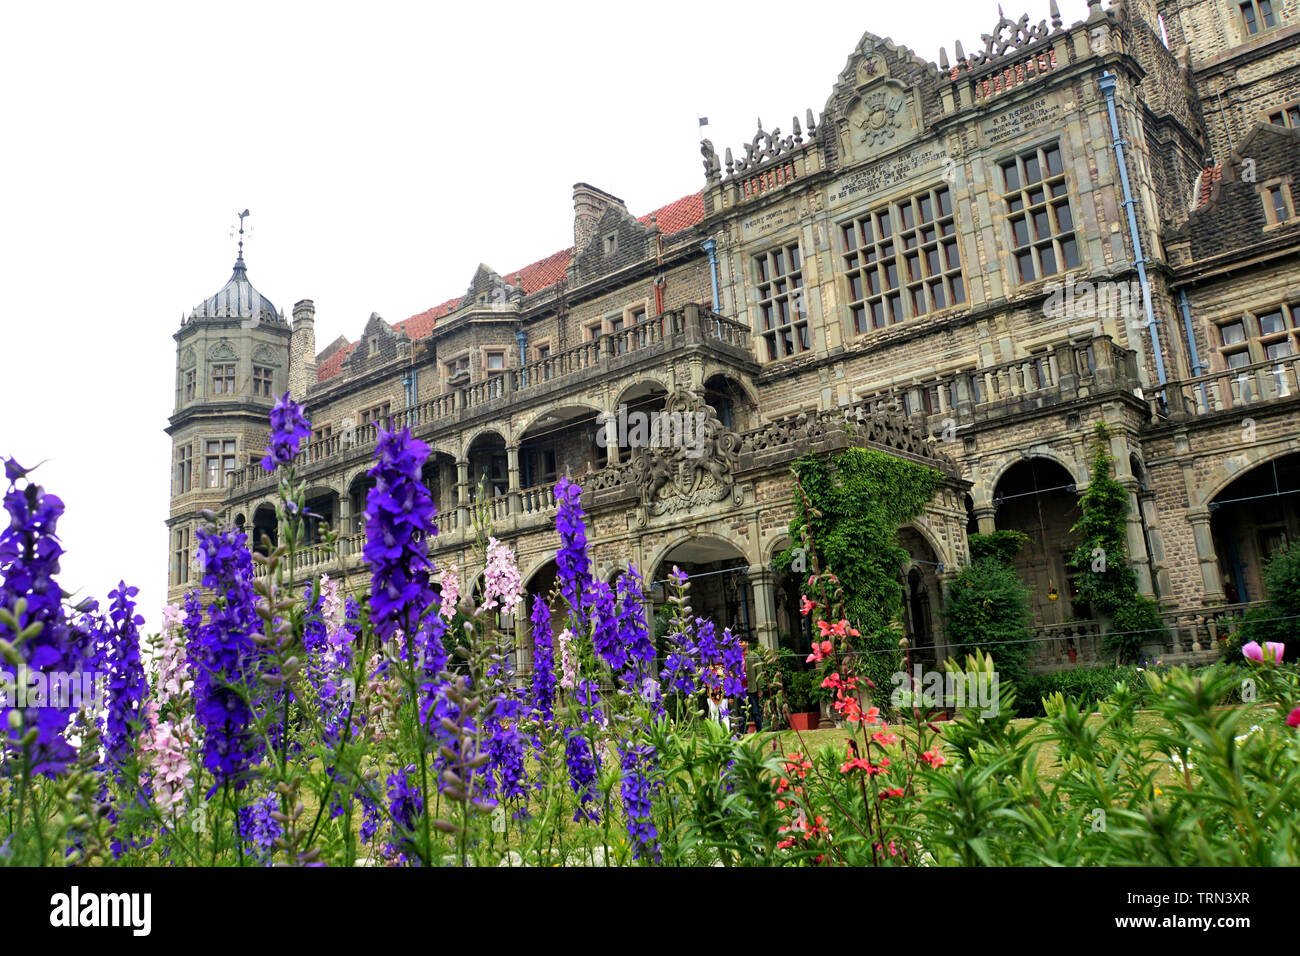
[799,595,816,617]
[878,787,904,800]
[871,729,899,746]
[840,752,889,775]
[806,639,833,664]
[920,747,947,768]
[1287,707,1300,728]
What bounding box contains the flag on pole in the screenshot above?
[698,116,708,127]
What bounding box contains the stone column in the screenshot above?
[338,496,352,555]
[748,565,779,651]
[974,505,997,535]
[506,444,521,515]
[456,458,470,530]
[1187,511,1225,603]
[1119,477,1156,599]
[602,410,620,467]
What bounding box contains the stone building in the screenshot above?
[166,0,1300,673]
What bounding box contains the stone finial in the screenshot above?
[955,39,965,62]
[806,108,816,135]
[939,46,950,71]
[792,114,803,144]
[1050,0,1062,29]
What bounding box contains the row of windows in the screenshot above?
[1217,303,1300,369]
[752,142,1076,361]
[183,364,276,400]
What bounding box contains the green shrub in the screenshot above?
[942,557,1033,686]
[1107,596,1166,665]
[1230,540,1300,663]
[1015,665,1145,717]
[968,530,1030,567]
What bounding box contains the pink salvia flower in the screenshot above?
[557,628,577,691]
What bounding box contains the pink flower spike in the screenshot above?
[1287,707,1300,728]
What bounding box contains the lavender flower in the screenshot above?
[616,566,655,685]
[260,392,312,472]
[589,580,626,673]
[363,427,436,644]
[529,595,556,722]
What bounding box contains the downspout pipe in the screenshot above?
[1178,287,1208,411]
[515,328,527,387]
[701,238,720,312]
[1099,71,1168,395]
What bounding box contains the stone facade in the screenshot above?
[166,0,1300,673]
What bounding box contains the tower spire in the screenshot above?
[233,208,250,269]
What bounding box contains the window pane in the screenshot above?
[1061,236,1080,269]
[1259,310,1286,335]
[1012,217,1030,246]
[1017,251,1036,282]
[1221,321,1246,345]
[1024,155,1041,184]
[1002,161,1020,192]
[1045,146,1063,177]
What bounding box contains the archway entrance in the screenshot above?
[1211,453,1300,604]
[993,458,1080,626]
[898,526,942,665]
[652,538,754,644]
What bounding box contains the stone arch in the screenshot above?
[180,347,197,369]
[648,533,756,643]
[461,424,511,457]
[992,456,1082,627]
[1208,450,1300,605]
[1193,443,1300,512]
[986,446,1085,493]
[517,402,603,442]
[614,377,670,411]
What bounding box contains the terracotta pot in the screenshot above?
[788,711,820,731]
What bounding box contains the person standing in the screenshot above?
[741,641,762,732]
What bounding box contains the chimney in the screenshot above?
[289,299,317,398]
[572,183,627,252]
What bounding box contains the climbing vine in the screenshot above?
[776,448,946,699]
[1069,422,1165,663]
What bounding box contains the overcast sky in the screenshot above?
[0,0,1059,629]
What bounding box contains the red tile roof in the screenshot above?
[317,189,706,383]
[1196,165,1222,210]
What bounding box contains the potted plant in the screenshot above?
[784,671,820,732]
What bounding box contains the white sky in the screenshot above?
[0,0,1056,629]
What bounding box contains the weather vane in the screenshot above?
[230,209,251,261]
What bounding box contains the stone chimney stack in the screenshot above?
[289,299,317,398]
[572,183,627,253]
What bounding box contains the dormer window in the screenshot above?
[368,334,382,355]
[1267,103,1300,129]
[1263,183,1295,224]
[1240,0,1276,36]
[603,233,617,256]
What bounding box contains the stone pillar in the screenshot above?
[974,505,997,535]
[506,444,521,515]
[602,410,620,467]
[338,496,352,555]
[748,565,779,651]
[1119,478,1156,599]
[1187,511,1225,603]
[456,458,471,530]
[1139,492,1173,599]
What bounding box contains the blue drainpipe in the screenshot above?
[516,328,527,387]
[701,238,720,312]
[1099,71,1167,397]
[1178,288,1208,410]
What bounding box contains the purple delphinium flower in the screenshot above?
[589,580,626,674]
[719,626,746,697]
[619,740,661,863]
[237,793,283,866]
[103,581,147,783]
[563,728,600,823]
[574,679,604,726]
[615,566,655,685]
[385,764,423,863]
[260,392,312,472]
[554,477,592,618]
[363,427,437,644]
[484,691,528,805]
[0,459,93,776]
[529,595,556,722]
[189,525,264,791]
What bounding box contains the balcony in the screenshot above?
[839,334,1142,437]
[1165,353,1300,421]
[229,304,754,496]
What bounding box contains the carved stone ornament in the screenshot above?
[853,87,906,147]
[627,389,743,520]
[180,346,197,369]
[208,340,237,362]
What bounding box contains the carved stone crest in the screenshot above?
[628,389,743,520]
[853,88,905,147]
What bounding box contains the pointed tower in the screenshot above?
[164,216,292,601]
